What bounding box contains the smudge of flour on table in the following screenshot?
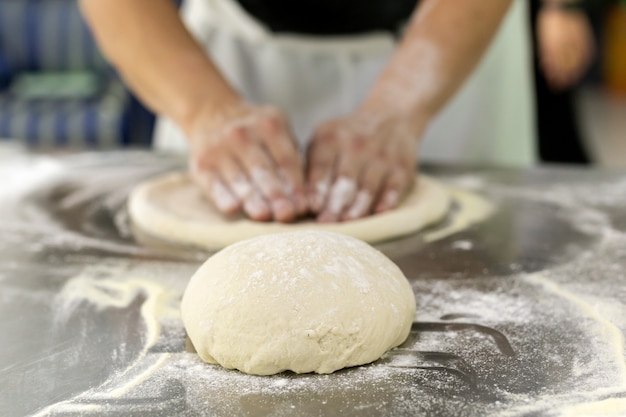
[422,187,495,243]
[32,260,190,416]
[485,179,624,241]
[490,271,626,416]
[55,264,181,347]
[0,153,183,258]
[525,274,626,381]
[0,156,64,201]
[125,352,508,417]
[553,397,626,417]
[14,161,626,415]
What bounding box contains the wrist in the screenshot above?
[359,93,431,141]
[177,87,244,141]
[165,53,244,138]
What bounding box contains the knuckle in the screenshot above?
[276,157,299,174]
[228,125,251,146]
[313,127,337,145]
[371,154,388,169]
[261,106,281,119]
[361,172,382,192]
[307,147,334,168]
[349,135,369,153]
[261,112,283,133]
[191,152,217,173]
[375,148,391,162]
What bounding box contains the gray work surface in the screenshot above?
[2,150,626,417]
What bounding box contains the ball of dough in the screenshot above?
[181,231,416,375]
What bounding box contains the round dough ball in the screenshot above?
[181,231,416,375]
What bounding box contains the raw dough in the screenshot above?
[181,230,416,375]
[128,172,451,250]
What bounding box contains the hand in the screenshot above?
[186,101,308,223]
[538,6,594,90]
[306,109,418,223]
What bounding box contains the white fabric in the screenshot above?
[154,0,535,166]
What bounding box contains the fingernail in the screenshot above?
[384,190,400,208]
[250,168,271,185]
[344,191,372,220]
[375,190,400,214]
[317,211,337,224]
[310,193,324,213]
[311,180,330,212]
[295,193,309,215]
[231,177,253,197]
[244,195,271,221]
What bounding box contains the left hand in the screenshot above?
[306,109,419,223]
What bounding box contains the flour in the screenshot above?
[524,273,626,384]
[0,156,64,201]
[346,190,373,218]
[482,180,622,241]
[9,156,626,416]
[381,189,400,208]
[210,178,238,212]
[451,239,474,250]
[326,176,357,215]
[374,39,442,112]
[34,245,626,416]
[250,167,273,190]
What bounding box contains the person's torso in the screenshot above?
[234,0,418,35]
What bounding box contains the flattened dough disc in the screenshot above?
[128,172,451,250]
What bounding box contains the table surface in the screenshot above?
[2,150,626,417]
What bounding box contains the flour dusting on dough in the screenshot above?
[128,173,452,250]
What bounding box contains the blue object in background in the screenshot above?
[0,0,155,148]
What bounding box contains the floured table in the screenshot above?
[2,150,626,417]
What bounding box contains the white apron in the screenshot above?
[154,0,535,167]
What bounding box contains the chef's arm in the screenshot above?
[79,0,241,134]
[80,0,307,223]
[361,0,513,135]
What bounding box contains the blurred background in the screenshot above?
[0,0,624,167]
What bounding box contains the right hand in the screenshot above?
[185,101,308,223]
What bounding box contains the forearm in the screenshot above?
[362,0,513,135]
[79,0,240,133]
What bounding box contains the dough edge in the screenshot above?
[128,172,451,250]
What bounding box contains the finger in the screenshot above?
[317,176,358,223]
[277,167,308,216]
[342,160,386,221]
[317,154,361,223]
[225,125,297,222]
[374,167,413,214]
[248,166,297,222]
[191,164,241,215]
[219,156,272,221]
[228,127,297,222]
[306,135,338,214]
[257,111,308,215]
